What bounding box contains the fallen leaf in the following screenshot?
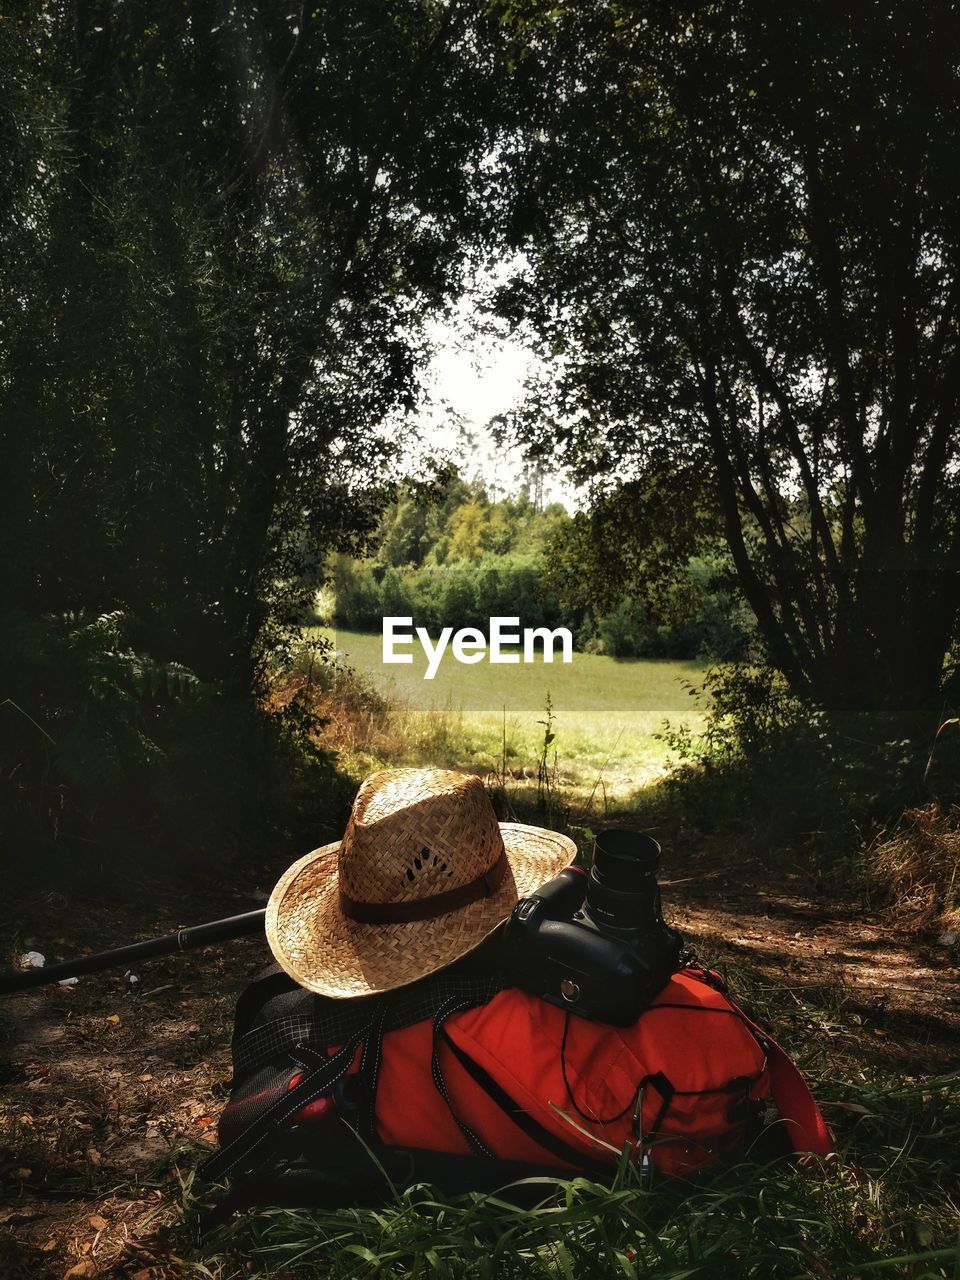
[86,1147,102,1167]
[42,1240,58,1252]
[0,1206,45,1226]
[196,1115,214,1127]
[14,1167,31,1179]
[105,1014,121,1025]
[131,1271,152,1280]
[88,1213,108,1231]
[137,1073,153,1082]
[63,1262,95,1279]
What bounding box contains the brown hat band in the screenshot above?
[339,847,511,925]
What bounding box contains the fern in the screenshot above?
[0,607,204,807]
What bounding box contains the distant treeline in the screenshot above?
[323,479,754,661]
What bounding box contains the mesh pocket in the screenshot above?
[218,1064,297,1146]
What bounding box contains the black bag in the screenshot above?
[199,948,578,1229]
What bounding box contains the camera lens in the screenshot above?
[584,829,663,934]
[593,830,661,887]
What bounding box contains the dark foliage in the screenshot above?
[0,3,508,870]
[493,0,960,715]
[659,664,955,861]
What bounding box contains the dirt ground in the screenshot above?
[1,864,958,1280]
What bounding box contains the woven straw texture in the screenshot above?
[266,768,576,997]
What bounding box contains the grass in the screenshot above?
[865,805,960,934]
[187,1130,960,1280]
[300,628,707,807]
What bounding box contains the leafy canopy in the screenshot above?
[493,0,960,713]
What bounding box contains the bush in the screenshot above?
[597,597,651,658]
[0,608,354,882]
[592,558,754,661]
[379,567,415,619]
[332,556,583,638]
[659,664,941,861]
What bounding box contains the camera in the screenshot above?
[499,829,683,1025]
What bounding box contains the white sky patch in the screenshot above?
[430,325,529,420]
[400,308,580,510]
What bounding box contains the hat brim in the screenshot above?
[265,822,577,997]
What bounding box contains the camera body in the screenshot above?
[499,830,683,1025]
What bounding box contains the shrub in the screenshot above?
[597,597,651,658]
[659,664,939,861]
[332,556,582,638]
[0,608,353,882]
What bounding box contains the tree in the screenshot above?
[0,3,511,864]
[448,500,489,561]
[494,0,960,714]
[380,496,430,568]
[0,1,508,689]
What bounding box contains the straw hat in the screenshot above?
[265,767,576,998]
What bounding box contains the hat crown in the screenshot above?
[338,769,505,907]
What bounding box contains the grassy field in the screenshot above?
[303,627,708,805]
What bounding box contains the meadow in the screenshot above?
[302,627,708,805]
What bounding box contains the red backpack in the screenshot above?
[202,949,831,1214]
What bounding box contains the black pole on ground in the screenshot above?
[0,909,267,995]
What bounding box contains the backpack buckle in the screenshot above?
[334,1073,366,1115]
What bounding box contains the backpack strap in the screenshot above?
[430,996,497,1158]
[679,967,832,1157]
[355,997,390,1146]
[432,998,613,1175]
[200,1025,370,1183]
[753,1030,833,1156]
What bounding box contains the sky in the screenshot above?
[400,310,580,510]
